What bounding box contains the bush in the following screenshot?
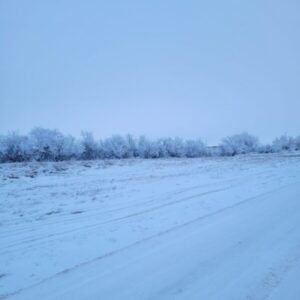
[272,135,295,152]
[295,136,300,150]
[0,132,30,162]
[220,133,259,156]
[185,139,207,157]
[102,135,133,159]
[29,128,79,161]
[137,136,161,158]
[80,132,98,160]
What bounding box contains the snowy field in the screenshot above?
[1,153,300,300]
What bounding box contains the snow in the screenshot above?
[1,153,300,299]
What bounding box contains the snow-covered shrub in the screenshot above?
[0,132,30,162]
[29,128,77,161]
[220,133,259,156]
[137,137,168,158]
[295,136,300,150]
[0,136,3,162]
[137,136,157,158]
[257,144,274,154]
[126,134,138,158]
[162,138,186,157]
[185,139,207,157]
[102,135,134,159]
[155,139,169,158]
[57,135,79,160]
[272,135,295,152]
[80,132,98,160]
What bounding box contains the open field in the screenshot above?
[1,153,300,299]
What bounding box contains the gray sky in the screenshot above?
[1,0,299,144]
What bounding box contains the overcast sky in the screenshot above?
[0,0,299,144]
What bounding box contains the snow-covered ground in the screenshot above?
[1,153,300,300]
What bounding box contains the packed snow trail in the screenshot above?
[1,153,300,299]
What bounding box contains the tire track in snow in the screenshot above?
[2,181,299,300]
[0,185,232,254]
[0,168,275,240]
[0,171,282,254]
[0,177,238,237]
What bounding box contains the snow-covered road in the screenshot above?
[1,153,300,299]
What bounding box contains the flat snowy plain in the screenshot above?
[1,153,300,300]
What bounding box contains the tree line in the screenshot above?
[0,128,299,163]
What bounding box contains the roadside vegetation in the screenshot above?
[0,128,299,163]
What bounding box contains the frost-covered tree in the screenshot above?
[148,140,165,158]
[29,128,77,161]
[57,135,79,160]
[155,139,168,158]
[220,133,259,156]
[0,136,3,162]
[102,135,133,159]
[0,132,29,162]
[137,136,152,158]
[126,134,138,158]
[272,135,295,152]
[185,139,207,157]
[294,136,300,150]
[80,132,98,160]
[162,138,186,157]
[136,136,164,158]
[30,128,54,160]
